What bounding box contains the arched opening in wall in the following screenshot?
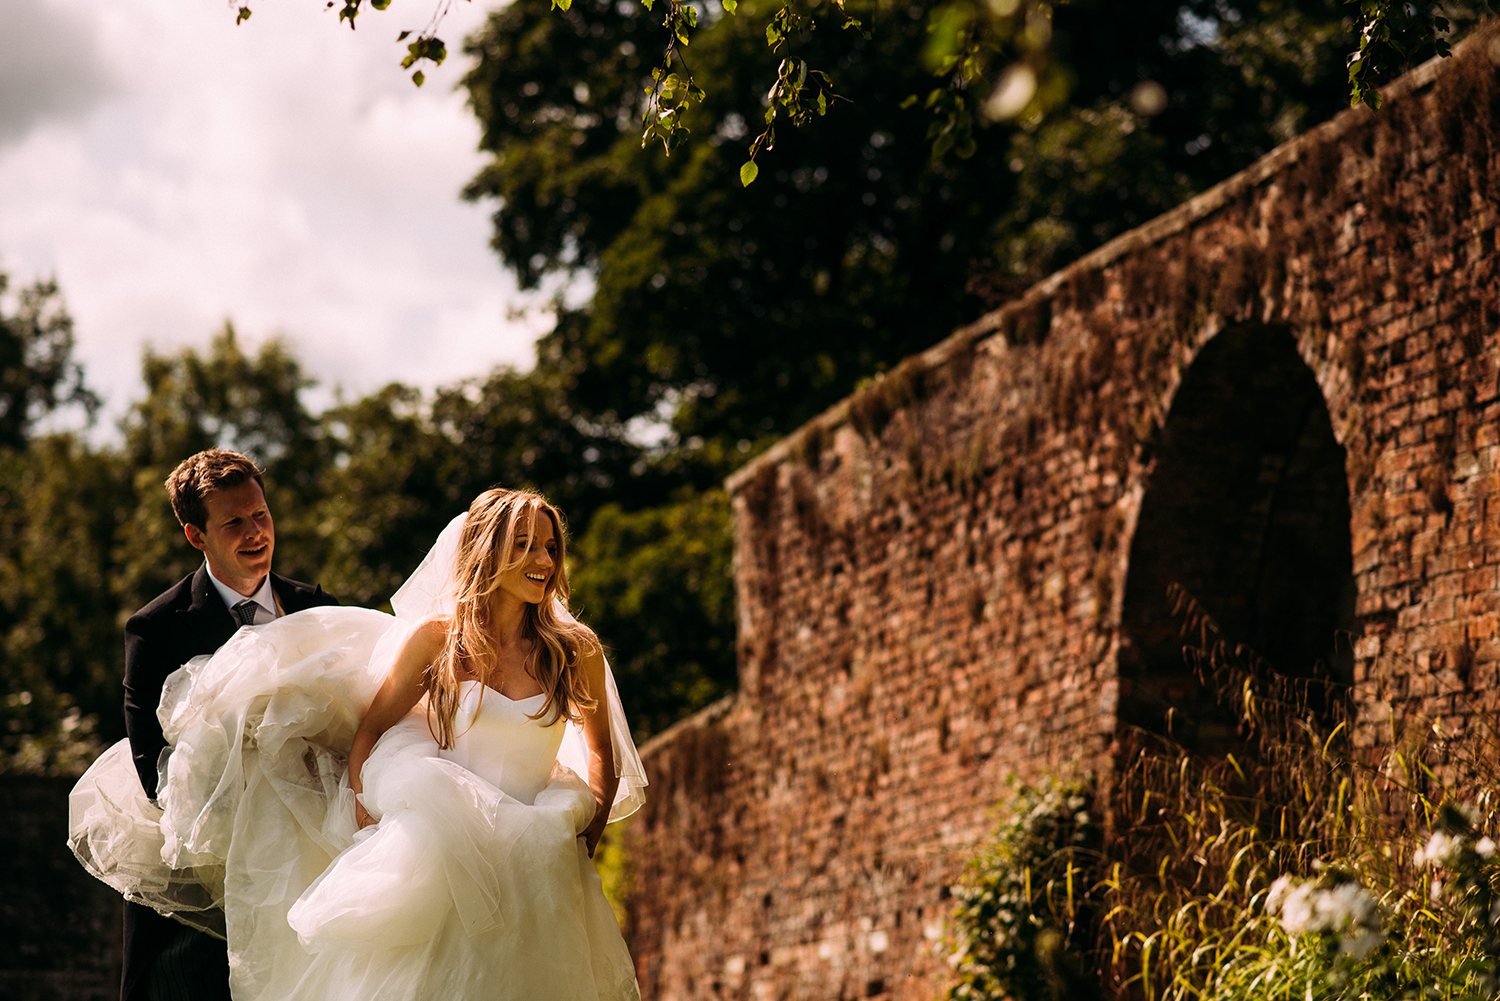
[1117,324,1356,752]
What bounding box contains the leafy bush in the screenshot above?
[945,774,1101,1001]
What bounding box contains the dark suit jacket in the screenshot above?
[121,567,339,1001]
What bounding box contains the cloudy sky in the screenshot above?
[0,0,561,427]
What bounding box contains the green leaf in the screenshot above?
[922,4,968,73]
[397,29,410,40]
[371,0,389,9]
[683,5,697,27]
[766,23,782,46]
[412,69,425,86]
[721,0,736,13]
[236,5,252,23]
[553,0,573,10]
[739,161,759,187]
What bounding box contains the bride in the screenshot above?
[69,488,646,1001]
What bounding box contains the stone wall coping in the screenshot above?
[724,40,1462,497]
[638,692,738,760]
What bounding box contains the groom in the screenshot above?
[121,449,340,1001]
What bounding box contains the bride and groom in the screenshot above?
[70,449,646,1001]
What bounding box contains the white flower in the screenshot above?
[1415,831,1460,868]
[1431,879,1446,901]
[1266,874,1294,915]
[1477,837,1496,858]
[1341,927,1386,960]
[1279,882,1317,936]
[1315,883,1380,930]
[1271,875,1386,957]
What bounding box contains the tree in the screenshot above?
[571,489,736,736]
[0,439,128,769]
[311,362,640,609]
[461,0,1387,462]
[238,0,1494,164]
[114,325,328,617]
[0,273,98,449]
[308,383,457,609]
[0,273,116,772]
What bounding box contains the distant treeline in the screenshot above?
[0,286,735,772]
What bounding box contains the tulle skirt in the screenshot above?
[68,607,640,1001]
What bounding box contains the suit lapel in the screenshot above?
[185,565,218,615]
[181,569,320,636]
[270,572,311,616]
[180,565,238,651]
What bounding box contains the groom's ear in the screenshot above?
[184,523,208,552]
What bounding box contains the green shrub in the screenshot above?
[946,774,1102,1001]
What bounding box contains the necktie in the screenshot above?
[233,599,258,627]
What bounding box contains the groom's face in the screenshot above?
[185,479,276,594]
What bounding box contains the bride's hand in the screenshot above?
[580,797,608,857]
[355,800,376,830]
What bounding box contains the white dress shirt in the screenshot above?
[205,564,280,625]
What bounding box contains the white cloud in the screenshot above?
[0,0,558,430]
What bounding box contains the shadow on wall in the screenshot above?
[0,776,121,1001]
[1118,323,1358,752]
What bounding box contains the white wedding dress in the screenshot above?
[69,583,644,1000]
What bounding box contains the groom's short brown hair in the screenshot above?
[166,449,266,529]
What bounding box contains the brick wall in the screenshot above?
[624,27,1500,1001]
[1,776,122,1001]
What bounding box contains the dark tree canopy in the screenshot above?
[460,0,1378,467]
[267,0,1490,164]
[0,273,98,449]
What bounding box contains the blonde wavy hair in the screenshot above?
[425,488,598,750]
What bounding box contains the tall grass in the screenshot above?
[946,587,1500,1001]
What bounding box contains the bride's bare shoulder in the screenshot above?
[413,615,453,643]
[386,616,453,685]
[396,616,452,660]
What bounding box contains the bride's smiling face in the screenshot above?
[495,511,558,607]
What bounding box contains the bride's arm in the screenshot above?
[349,618,447,828]
[577,640,617,858]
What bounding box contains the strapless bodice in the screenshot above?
[437,681,565,804]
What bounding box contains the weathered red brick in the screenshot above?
[626,31,1500,1001]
